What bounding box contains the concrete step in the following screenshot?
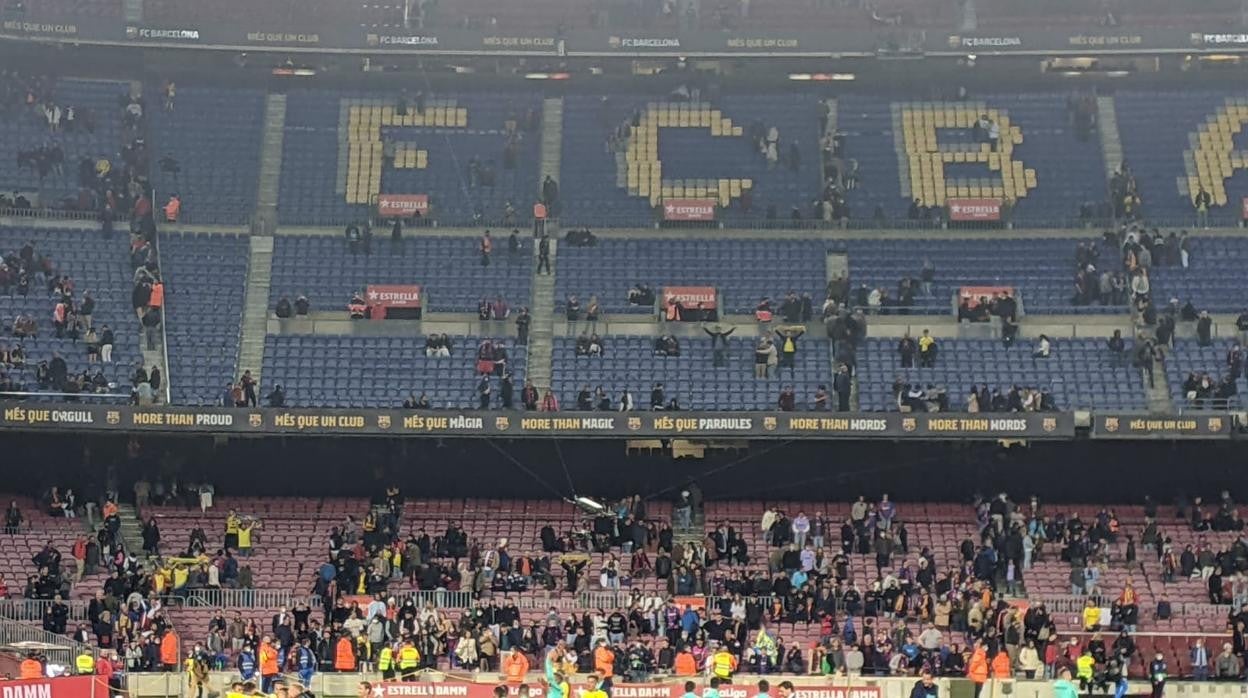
[237,236,275,387]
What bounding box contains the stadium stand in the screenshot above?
[1162,338,1243,410]
[1114,91,1243,225]
[0,227,141,398]
[267,234,531,313]
[559,94,823,225]
[556,236,1130,318]
[279,91,541,227]
[551,334,832,411]
[4,489,1242,681]
[260,334,527,408]
[857,337,1149,411]
[146,86,266,226]
[844,95,1104,225]
[0,77,126,211]
[160,232,248,405]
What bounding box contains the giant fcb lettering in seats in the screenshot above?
[947,198,1002,222]
[376,194,429,217]
[662,198,716,221]
[0,676,108,698]
[370,684,883,698]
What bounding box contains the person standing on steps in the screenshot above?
[537,233,551,275]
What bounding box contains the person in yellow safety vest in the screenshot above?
[74,651,95,675]
[379,643,396,682]
[398,639,421,681]
[1076,650,1096,691]
[711,645,737,680]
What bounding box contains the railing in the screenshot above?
[1031,594,1234,618]
[1030,594,1112,614]
[150,188,172,405]
[0,599,90,623]
[170,588,310,609]
[0,390,131,402]
[0,206,127,222]
[167,587,474,609]
[0,617,95,659]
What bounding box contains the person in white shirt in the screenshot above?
[1033,335,1051,359]
[791,512,810,549]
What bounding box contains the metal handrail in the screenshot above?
[0,615,96,659]
[0,391,130,401]
[0,599,91,623]
[150,188,172,406]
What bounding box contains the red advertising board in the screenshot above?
[663,286,718,311]
[366,284,422,320]
[371,683,882,698]
[663,198,716,221]
[1241,196,1248,220]
[959,285,1014,309]
[376,194,430,218]
[947,198,1002,222]
[0,676,109,698]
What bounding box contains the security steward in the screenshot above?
[75,649,95,675]
[378,641,396,681]
[398,638,421,681]
[710,643,737,681]
[334,633,357,672]
[21,652,43,679]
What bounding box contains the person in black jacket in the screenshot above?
[910,672,938,698]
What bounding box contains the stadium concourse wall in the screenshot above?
[117,673,1214,698]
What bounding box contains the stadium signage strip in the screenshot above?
[371,684,881,698]
[0,403,1086,438]
[0,20,1231,56]
[1091,413,1232,439]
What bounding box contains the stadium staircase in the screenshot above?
[526,239,556,393]
[238,236,275,389]
[255,93,287,234]
[1146,351,1174,412]
[826,251,857,409]
[1096,95,1124,177]
[114,502,147,559]
[540,97,563,213]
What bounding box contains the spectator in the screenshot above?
[918,329,937,368]
[777,386,796,412]
[1032,335,1051,359]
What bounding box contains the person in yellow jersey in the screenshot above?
[378,641,396,681]
[711,643,737,681]
[225,509,240,550]
[582,674,609,698]
[398,638,421,681]
[74,649,94,675]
